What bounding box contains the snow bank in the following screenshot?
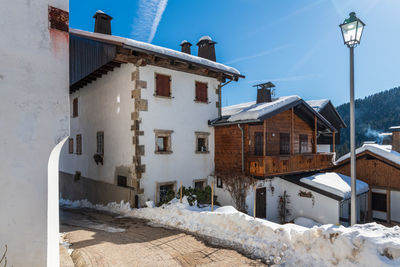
[60,198,400,266]
[226,96,300,122]
[300,172,369,199]
[336,144,400,166]
[294,217,322,228]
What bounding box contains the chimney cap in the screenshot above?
[389,126,400,132]
[197,35,216,45]
[93,10,113,19]
[253,81,276,89]
[180,40,192,46]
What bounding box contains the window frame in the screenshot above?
[372,192,387,212]
[76,134,82,155]
[195,131,210,154]
[193,178,207,189]
[96,131,104,155]
[72,97,78,118]
[194,81,208,103]
[299,134,308,154]
[279,133,290,155]
[154,73,172,98]
[254,132,264,156]
[117,175,127,188]
[68,138,74,154]
[154,129,173,154]
[157,181,176,203]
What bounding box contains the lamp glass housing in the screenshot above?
[340,12,365,47]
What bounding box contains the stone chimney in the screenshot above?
[254,82,275,104]
[197,36,216,61]
[93,10,112,35]
[180,40,192,54]
[389,126,400,152]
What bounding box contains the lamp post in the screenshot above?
[339,12,365,226]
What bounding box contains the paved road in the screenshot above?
[60,208,266,267]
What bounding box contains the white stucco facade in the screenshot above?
[60,63,136,184]
[60,62,219,206]
[0,0,69,266]
[139,65,218,203]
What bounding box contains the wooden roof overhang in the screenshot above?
[335,150,400,170]
[69,29,244,94]
[210,99,337,133]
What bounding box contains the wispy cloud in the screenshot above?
[131,0,168,43]
[247,73,322,84]
[223,45,291,65]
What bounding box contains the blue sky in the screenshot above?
[70,0,400,107]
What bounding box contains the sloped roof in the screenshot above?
[300,172,369,200]
[210,96,336,132]
[335,144,400,167]
[306,99,330,112]
[69,29,243,78]
[306,99,346,129]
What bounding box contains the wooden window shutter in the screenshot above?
[68,138,73,154]
[76,134,82,155]
[195,82,208,102]
[156,74,171,97]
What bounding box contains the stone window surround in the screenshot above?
[154,129,173,154]
[195,131,210,154]
[156,180,177,203]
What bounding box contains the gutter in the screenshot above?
[238,124,245,173]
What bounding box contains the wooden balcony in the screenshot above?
[247,153,334,177]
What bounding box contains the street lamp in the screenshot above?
[339,12,365,226]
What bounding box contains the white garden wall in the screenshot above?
[139,65,219,203]
[0,0,69,266]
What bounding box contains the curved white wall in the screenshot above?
[0,0,69,266]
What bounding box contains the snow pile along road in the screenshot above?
[60,198,400,266]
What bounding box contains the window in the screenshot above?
[117,175,127,187]
[279,133,290,155]
[372,192,387,212]
[76,134,82,155]
[254,132,264,156]
[299,134,308,154]
[68,138,73,154]
[154,129,173,154]
[194,179,207,189]
[159,183,175,203]
[195,81,208,103]
[216,177,223,188]
[96,131,104,155]
[195,132,210,153]
[157,136,168,152]
[72,98,78,117]
[155,74,171,97]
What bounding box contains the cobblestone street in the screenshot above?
[60,208,266,267]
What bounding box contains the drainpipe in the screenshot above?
[238,124,245,173]
[218,79,233,118]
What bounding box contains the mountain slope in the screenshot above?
[336,86,400,156]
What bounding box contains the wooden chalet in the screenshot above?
[210,83,338,178]
[335,126,400,225]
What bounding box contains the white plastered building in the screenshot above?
[59,11,243,207]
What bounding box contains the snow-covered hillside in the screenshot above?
[60,198,400,266]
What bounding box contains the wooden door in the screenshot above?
[256,187,267,218]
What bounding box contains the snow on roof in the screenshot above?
[199,35,212,42]
[96,10,105,14]
[224,96,301,122]
[389,126,400,132]
[300,172,369,199]
[306,99,330,112]
[336,143,400,166]
[69,29,241,77]
[180,40,190,45]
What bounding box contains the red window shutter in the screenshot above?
[156,74,171,97]
[195,82,208,102]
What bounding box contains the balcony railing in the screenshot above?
[247,153,334,177]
